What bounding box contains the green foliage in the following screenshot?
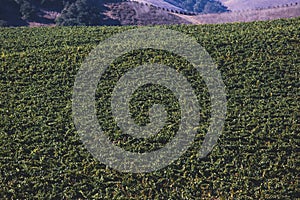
[0,20,8,27]
[201,0,228,13]
[0,0,25,26]
[0,18,299,199]
[19,0,37,20]
[56,0,102,26]
[0,0,118,26]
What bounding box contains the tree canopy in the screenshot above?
[0,0,109,26]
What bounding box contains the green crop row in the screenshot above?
[0,18,299,199]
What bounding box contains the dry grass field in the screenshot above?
[174,4,300,24]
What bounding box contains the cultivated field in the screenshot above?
[0,17,299,199]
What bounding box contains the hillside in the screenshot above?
[0,17,299,199]
[130,0,186,12]
[134,0,229,13]
[0,0,192,27]
[220,0,300,11]
[178,3,300,24]
[103,1,191,25]
[1,0,300,27]
[0,0,109,27]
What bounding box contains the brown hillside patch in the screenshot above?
[178,4,300,24]
[103,2,191,25]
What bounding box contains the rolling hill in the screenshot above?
[220,0,300,11]
[102,1,191,25]
[1,0,300,27]
[130,0,186,12]
[134,0,229,13]
[0,0,191,27]
[177,3,300,24]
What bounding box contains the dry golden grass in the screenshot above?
[175,4,300,24]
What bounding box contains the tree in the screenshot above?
[19,0,37,20]
[0,20,8,27]
[181,0,196,12]
[202,0,228,13]
[193,0,206,12]
[56,0,102,26]
[0,0,26,26]
[166,0,228,13]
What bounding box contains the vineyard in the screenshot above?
[0,17,299,199]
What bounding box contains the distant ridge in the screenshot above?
[220,0,300,11]
[1,0,299,27]
[129,0,186,12]
[129,0,300,17]
[176,3,300,24]
[131,0,229,13]
[224,1,300,13]
[130,0,300,15]
[128,0,197,15]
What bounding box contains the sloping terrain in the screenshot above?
[1,0,300,27]
[0,0,190,27]
[220,0,299,10]
[133,0,229,13]
[130,0,186,12]
[125,0,300,25]
[178,4,300,24]
[0,17,299,199]
[104,1,191,25]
